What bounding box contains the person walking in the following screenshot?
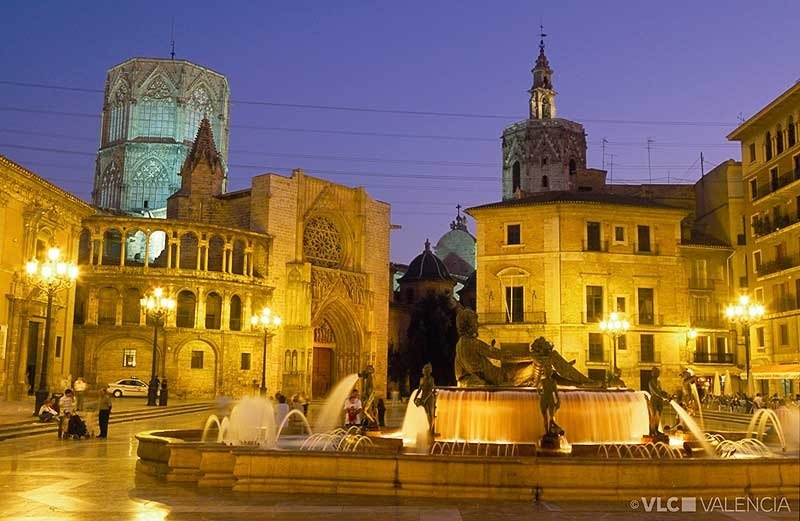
[97,387,113,438]
[73,377,87,411]
[57,389,75,439]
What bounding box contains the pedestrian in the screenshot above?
[343,388,362,428]
[97,387,112,438]
[38,398,59,423]
[58,389,75,439]
[73,376,87,411]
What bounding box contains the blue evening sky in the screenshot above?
[1,1,798,263]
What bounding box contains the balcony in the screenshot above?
[633,313,661,326]
[771,295,799,313]
[639,349,661,364]
[690,315,726,329]
[693,352,734,364]
[479,311,547,325]
[756,254,800,277]
[582,239,609,252]
[587,347,605,363]
[752,169,800,202]
[634,242,660,255]
[752,213,797,239]
[688,278,716,290]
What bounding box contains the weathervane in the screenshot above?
[539,24,547,54]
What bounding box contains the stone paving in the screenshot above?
[0,399,797,520]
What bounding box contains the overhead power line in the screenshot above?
[0,79,738,126]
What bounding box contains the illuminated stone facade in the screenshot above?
[73,121,390,400]
[728,82,800,396]
[93,58,230,213]
[0,156,94,400]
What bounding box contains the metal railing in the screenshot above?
[756,254,800,277]
[479,311,547,325]
[639,349,661,363]
[690,315,726,328]
[633,242,660,255]
[582,239,609,252]
[693,352,734,364]
[688,278,716,290]
[587,347,605,363]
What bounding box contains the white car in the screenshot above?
[107,378,149,397]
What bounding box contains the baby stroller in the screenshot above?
[66,413,90,440]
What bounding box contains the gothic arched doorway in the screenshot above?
[311,304,363,399]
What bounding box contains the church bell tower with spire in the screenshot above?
[529,28,556,120]
[501,29,588,200]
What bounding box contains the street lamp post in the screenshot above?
[725,294,765,397]
[140,288,175,406]
[599,311,630,385]
[250,307,282,397]
[25,247,79,415]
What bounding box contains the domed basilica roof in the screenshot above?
[399,239,453,283]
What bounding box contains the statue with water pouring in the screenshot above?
[646,366,671,443]
[358,365,379,430]
[414,362,436,435]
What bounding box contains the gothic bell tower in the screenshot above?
[529,29,556,120]
[501,29,587,200]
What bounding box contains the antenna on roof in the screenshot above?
[170,18,176,60]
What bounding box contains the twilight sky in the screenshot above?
[1,1,798,264]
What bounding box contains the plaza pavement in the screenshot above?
[0,398,797,520]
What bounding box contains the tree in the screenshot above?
[405,293,459,387]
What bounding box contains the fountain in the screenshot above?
[134,313,799,501]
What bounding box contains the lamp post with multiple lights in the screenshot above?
[725,294,765,396]
[25,247,79,415]
[140,288,175,406]
[250,307,282,397]
[599,311,630,385]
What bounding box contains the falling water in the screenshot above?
[746,408,788,451]
[432,388,649,444]
[312,373,360,432]
[398,389,430,448]
[669,400,713,456]
[690,382,704,430]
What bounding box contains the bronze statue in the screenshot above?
[647,366,670,441]
[539,369,562,435]
[358,365,378,429]
[413,362,436,434]
[454,309,593,387]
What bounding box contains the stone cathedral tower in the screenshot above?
[92,58,230,214]
[501,34,587,200]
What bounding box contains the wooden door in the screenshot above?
[312,347,332,398]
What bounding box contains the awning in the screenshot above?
[750,363,800,380]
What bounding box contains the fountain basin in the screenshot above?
[136,429,800,501]
[435,387,649,444]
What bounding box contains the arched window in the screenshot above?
[284,350,292,372]
[207,235,225,272]
[542,97,551,118]
[231,239,245,275]
[147,230,167,267]
[292,350,298,372]
[179,232,199,270]
[788,116,796,147]
[512,161,521,193]
[78,229,91,265]
[107,81,129,143]
[122,288,141,325]
[127,157,170,210]
[765,132,773,161]
[99,161,122,208]
[776,125,784,155]
[229,295,242,331]
[303,216,343,268]
[541,175,549,188]
[569,159,577,176]
[125,230,147,266]
[132,77,176,139]
[176,290,196,328]
[205,292,222,329]
[184,86,215,142]
[102,229,123,265]
[98,287,118,325]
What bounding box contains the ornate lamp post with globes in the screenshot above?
[140,288,175,406]
[250,307,282,397]
[725,294,765,396]
[599,311,630,386]
[25,247,79,415]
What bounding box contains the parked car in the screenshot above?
[107,378,149,397]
